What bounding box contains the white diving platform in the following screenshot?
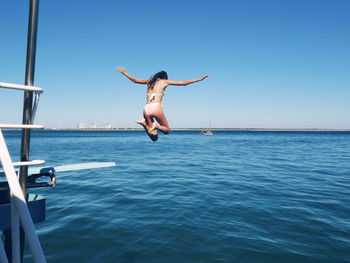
[30,162,117,174]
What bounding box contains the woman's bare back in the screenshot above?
[146,79,168,104]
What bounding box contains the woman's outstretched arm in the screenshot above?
[166,75,210,86]
[117,67,149,84]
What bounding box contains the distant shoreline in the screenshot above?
[45,128,350,132]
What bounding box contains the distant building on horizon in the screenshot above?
[76,122,118,129]
[77,123,85,129]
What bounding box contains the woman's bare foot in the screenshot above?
[135,119,146,127]
[136,119,158,131]
[136,119,158,140]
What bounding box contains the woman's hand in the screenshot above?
[117,67,126,74]
[116,67,149,84]
[201,74,210,80]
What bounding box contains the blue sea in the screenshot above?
[2,130,350,263]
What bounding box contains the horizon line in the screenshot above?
[41,128,350,132]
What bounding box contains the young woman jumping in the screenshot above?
[117,67,209,141]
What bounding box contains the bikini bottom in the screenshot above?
[143,103,163,118]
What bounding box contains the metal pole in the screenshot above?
[16,1,40,262]
[19,0,40,194]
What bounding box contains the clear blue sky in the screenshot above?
[1,0,349,129]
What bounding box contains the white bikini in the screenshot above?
[144,91,165,117]
[146,91,165,104]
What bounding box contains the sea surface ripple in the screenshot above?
[3,130,350,263]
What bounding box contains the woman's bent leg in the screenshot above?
[135,111,158,141]
[154,108,170,134]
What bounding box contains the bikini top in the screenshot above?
[146,91,165,102]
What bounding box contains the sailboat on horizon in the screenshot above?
[201,121,213,135]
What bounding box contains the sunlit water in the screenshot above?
[2,130,350,263]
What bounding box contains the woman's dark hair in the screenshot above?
[148,71,168,89]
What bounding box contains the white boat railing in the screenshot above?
[0,82,45,262]
[0,129,46,263]
[11,160,46,167]
[0,82,43,124]
[1,76,117,262]
[0,124,44,129]
[0,82,43,93]
[1,2,48,262]
[1,77,45,263]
